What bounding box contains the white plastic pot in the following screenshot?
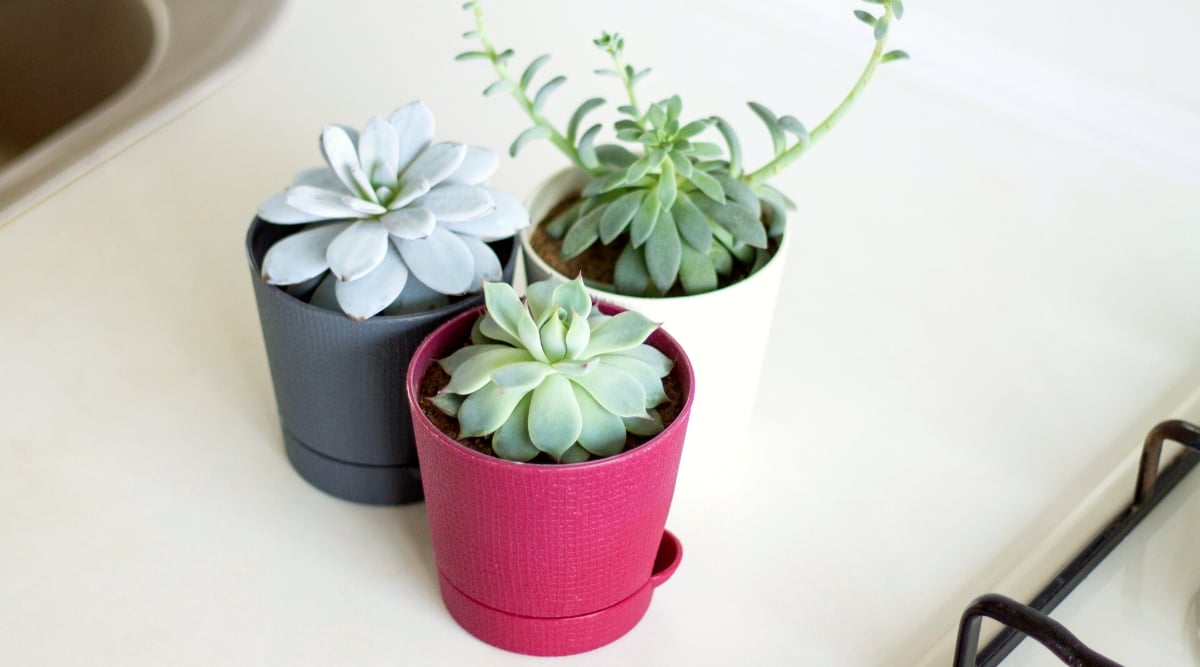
[523,169,790,450]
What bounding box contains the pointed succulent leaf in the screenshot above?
[411,184,495,222]
[675,119,710,139]
[261,222,349,284]
[389,101,435,169]
[622,343,674,377]
[894,0,905,19]
[492,395,540,461]
[623,155,655,185]
[551,278,592,316]
[599,354,668,407]
[571,384,627,457]
[285,185,365,219]
[454,50,488,61]
[564,310,590,359]
[393,226,475,294]
[647,102,667,129]
[458,382,527,438]
[678,243,719,293]
[568,97,606,143]
[570,364,646,418]
[623,410,664,437]
[438,343,514,375]
[583,310,659,358]
[492,361,556,393]
[388,177,432,210]
[429,393,464,418]
[443,347,534,395]
[693,194,767,249]
[656,158,677,210]
[333,244,409,321]
[479,314,522,347]
[561,204,604,259]
[874,16,889,40]
[404,143,468,190]
[516,307,548,363]
[542,200,580,239]
[326,221,390,282]
[582,172,630,199]
[380,207,436,239]
[538,314,568,362]
[321,126,375,201]
[599,190,642,244]
[358,116,401,191]
[457,233,503,285]
[524,279,556,326]
[596,144,638,168]
[258,190,329,224]
[533,76,567,112]
[854,9,877,25]
[529,374,583,460]
[668,151,694,180]
[614,243,650,295]
[443,146,500,185]
[709,241,734,275]
[644,208,682,294]
[671,194,713,253]
[882,49,909,63]
[630,192,661,248]
[510,126,551,157]
[715,174,762,218]
[483,281,526,339]
[685,170,725,203]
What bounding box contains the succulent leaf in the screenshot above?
[492,361,556,393]
[692,193,767,249]
[380,207,436,239]
[671,195,713,253]
[443,146,500,185]
[394,226,476,294]
[326,221,390,282]
[583,311,659,358]
[678,244,718,293]
[261,223,348,285]
[614,243,650,295]
[561,204,604,259]
[572,383,627,457]
[528,374,584,460]
[570,364,647,419]
[389,101,436,168]
[334,244,410,321]
[644,208,682,294]
[411,184,495,222]
[599,190,642,244]
[492,395,539,461]
[458,382,527,437]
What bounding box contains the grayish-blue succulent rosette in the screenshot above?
[257,101,530,320]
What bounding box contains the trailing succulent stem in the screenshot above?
[458,0,907,297]
[431,278,673,463]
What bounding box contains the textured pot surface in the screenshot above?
[407,304,694,654]
[522,168,789,451]
[246,218,517,504]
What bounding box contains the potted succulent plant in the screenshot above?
[405,277,695,655]
[457,0,906,446]
[246,101,529,505]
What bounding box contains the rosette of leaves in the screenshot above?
[458,0,907,297]
[430,278,673,463]
[257,101,530,321]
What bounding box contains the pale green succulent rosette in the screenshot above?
[431,278,673,463]
[256,101,530,321]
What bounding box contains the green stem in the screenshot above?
[472,3,604,176]
[743,4,894,186]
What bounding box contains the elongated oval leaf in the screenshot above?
[656,158,677,210]
[778,116,809,142]
[693,193,767,249]
[671,194,712,253]
[533,75,567,112]
[458,382,526,438]
[678,244,719,294]
[483,281,525,339]
[747,101,786,156]
[510,126,551,157]
[685,169,725,203]
[561,203,604,259]
[644,208,682,294]
[571,384,627,457]
[568,97,606,143]
[577,124,603,170]
[630,192,661,247]
[583,310,659,358]
[614,243,650,295]
[599,190,642,244]
[520,54,551,90]
[570,364,646,418]
[529,374,583,459]
[492,395,539,461]
[443,347,533,395]
[484,80,515,96]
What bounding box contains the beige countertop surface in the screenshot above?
[3,1,1199,664]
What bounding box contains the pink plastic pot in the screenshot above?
[406,304,694,656]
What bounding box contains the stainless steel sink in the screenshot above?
[0,0,286,224]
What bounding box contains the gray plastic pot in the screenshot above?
[245,218,518,505]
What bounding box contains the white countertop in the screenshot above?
[3,1,1199,664]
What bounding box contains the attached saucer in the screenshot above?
[283,428,423,505]
[436,531,683,656]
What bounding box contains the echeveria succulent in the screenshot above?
[459,0,906,297]
[257,101,530,320]
[430,278,673,463]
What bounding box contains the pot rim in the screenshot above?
[245,216,520,327]
[521,167,791,305]
[405,302,696,472]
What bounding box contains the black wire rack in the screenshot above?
[953,420,1200,667]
